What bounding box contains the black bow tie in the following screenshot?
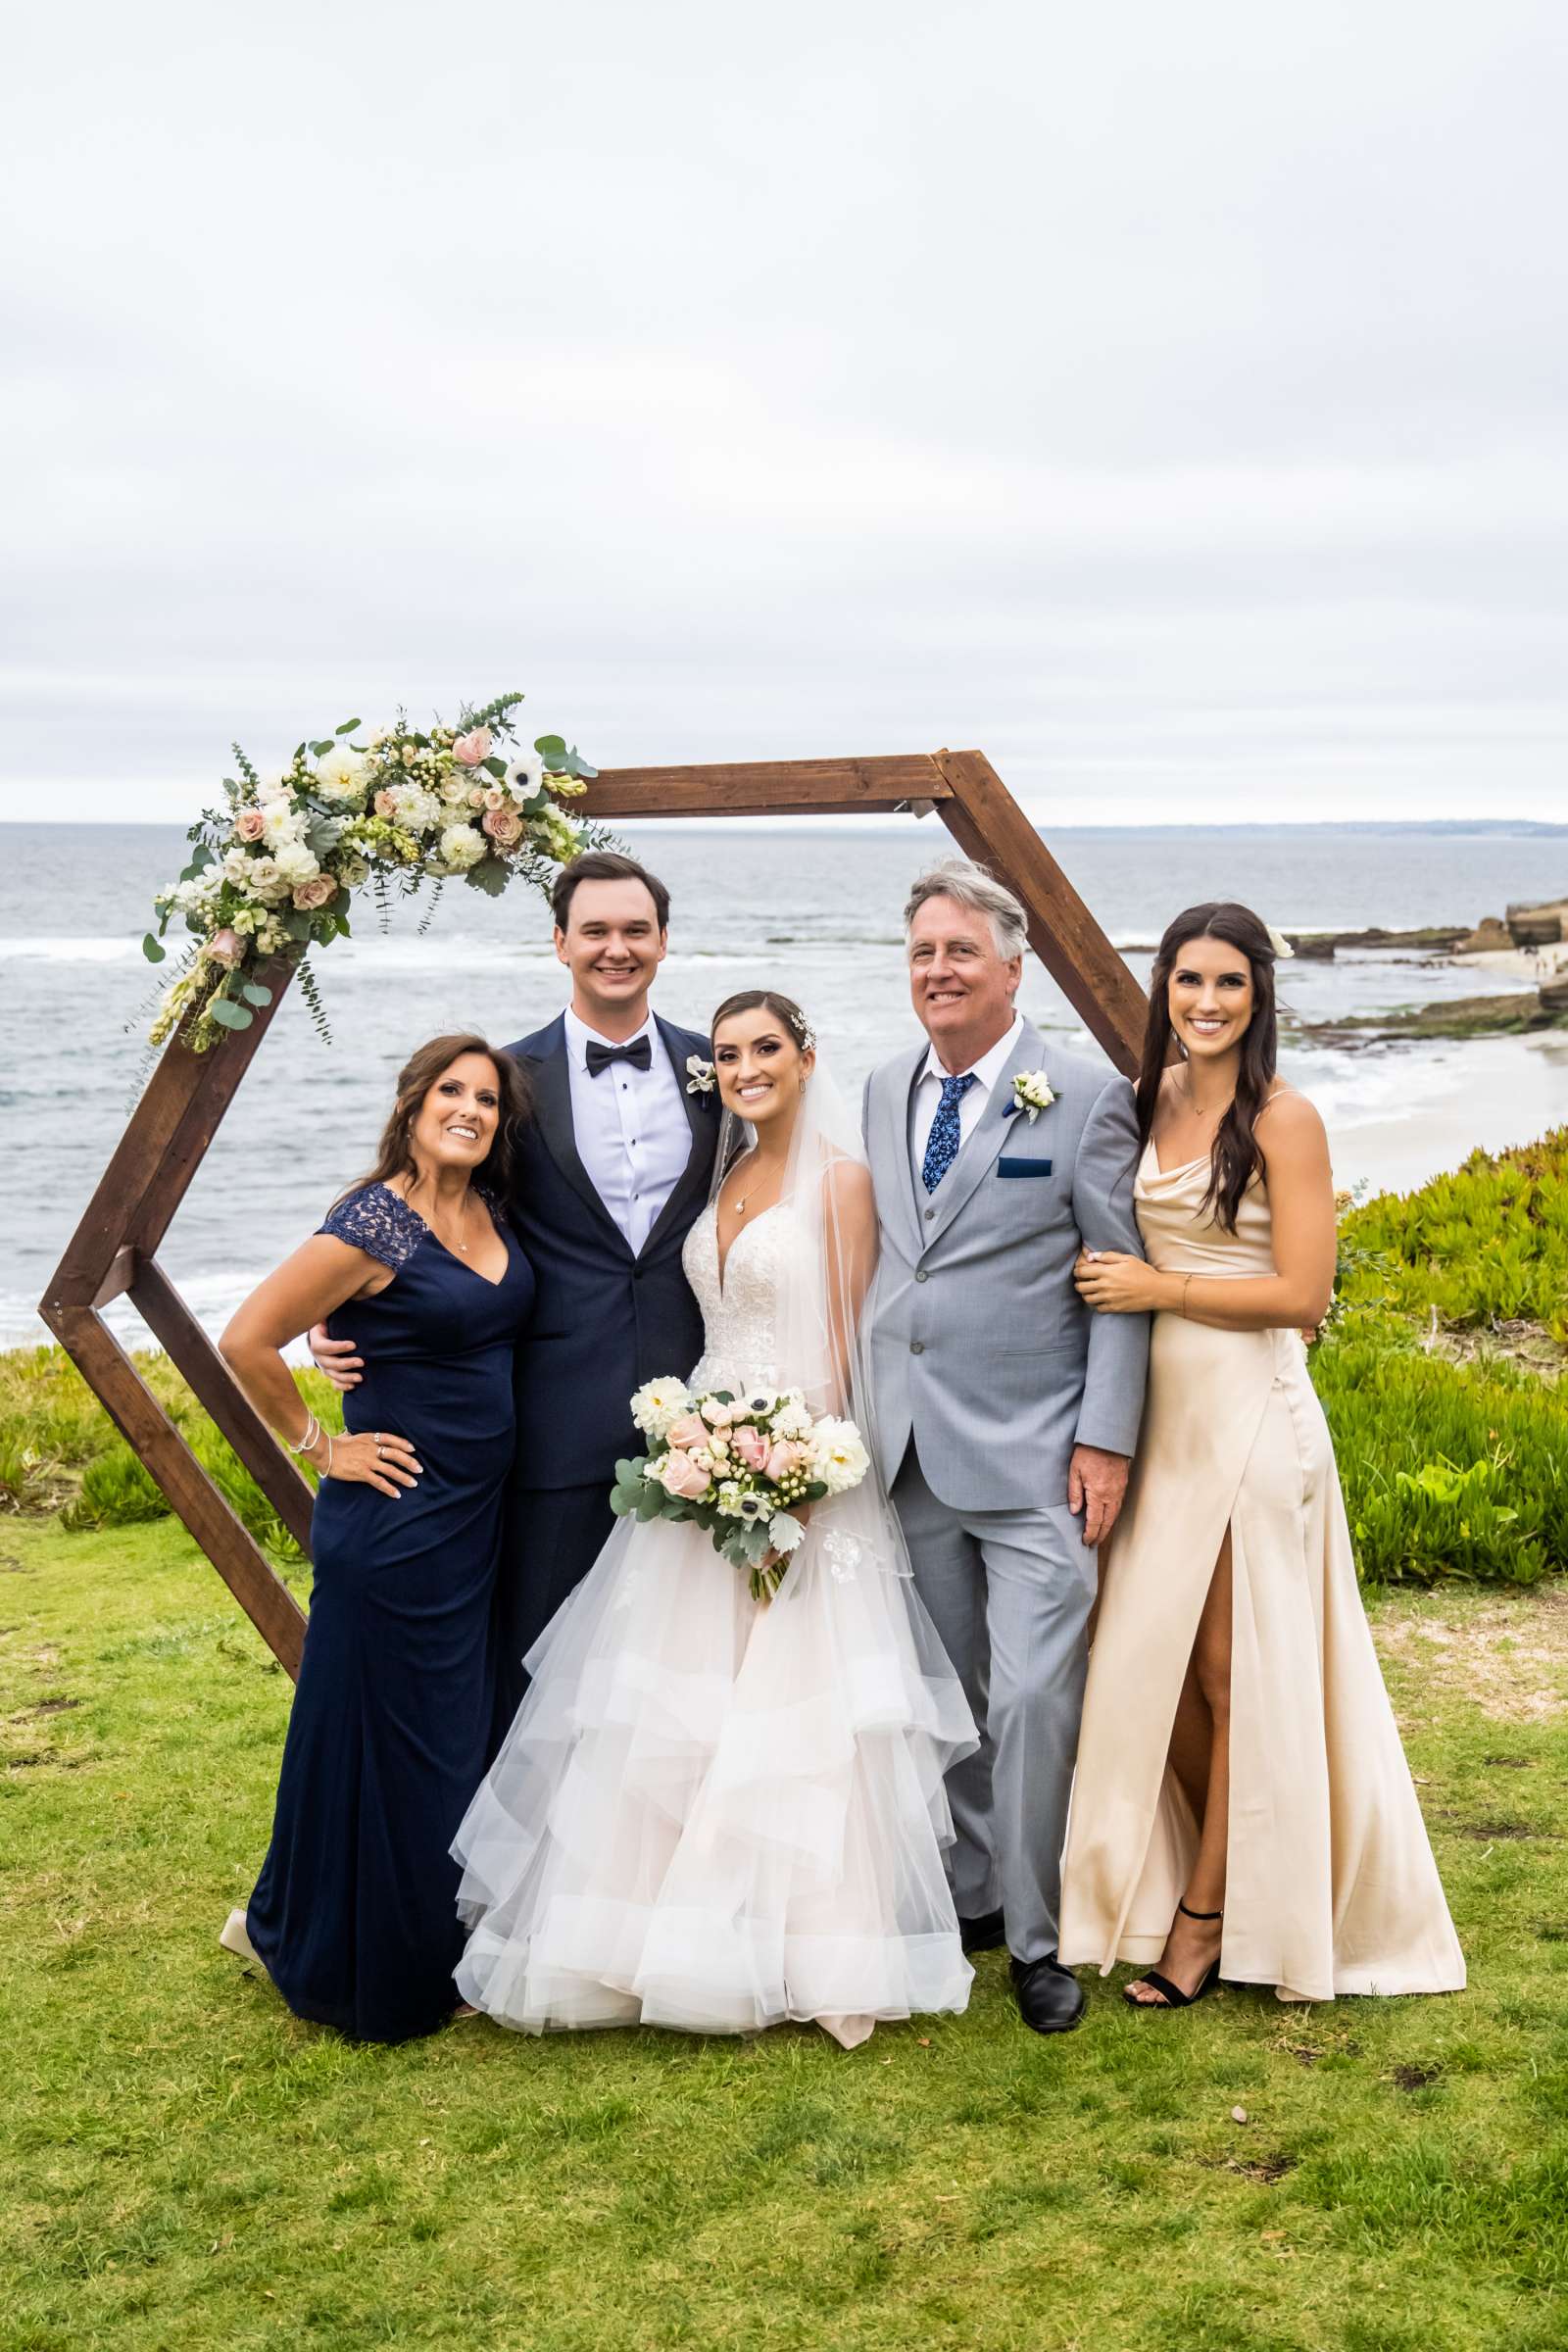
[585,1036,654,1077]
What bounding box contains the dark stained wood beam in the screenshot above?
[580,754,950,822]
[42,1304,306,1679]
[934,749,1147,1076]
[130,1258,317,1557]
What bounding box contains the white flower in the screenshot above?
[767,1512,807,1555]
[630,1376,692,1441]
[697,1395,736,1427]
[256,771,294,804]
[243,856,288,905]
[686,1055,715,1096]
[437,822,487,874]
[504,751,545,800]
[271,840,320,886]
[740,1389,778,1420]
[772,1398,812,1442]
[1009,1069,1056,1124]
[438,772,472,807]
[334,852,369,889]
[220,848,255,886]
[736,1493,767,1522]
[715,1481,746,1517]
[1264,923,1297,960]
[261,799,307,849]
[387,783,440,833]
[808,1415,870,1496]
[316,745,369,805]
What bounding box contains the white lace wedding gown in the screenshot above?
[452,1200,977,2046]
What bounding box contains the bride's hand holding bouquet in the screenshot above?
[612,1378,870,1601]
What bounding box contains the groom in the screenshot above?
[864,858,1150,2034]
[312,851,718,1722]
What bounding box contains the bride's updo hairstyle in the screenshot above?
[710,990,816,1055]
[1135,904,1281,1234]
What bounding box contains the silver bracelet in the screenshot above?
[288,1410,320,1459]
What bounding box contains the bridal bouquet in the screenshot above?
[142,691,609,1054]
[613,1378,871,1601]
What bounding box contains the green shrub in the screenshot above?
[1315,1311,1566,1587]
[61,1443,170,1531]
[1338,1128,1568,1339]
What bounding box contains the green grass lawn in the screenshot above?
[4,1515,1567,2351]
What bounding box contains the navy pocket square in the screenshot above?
[997,1158,1053,1179]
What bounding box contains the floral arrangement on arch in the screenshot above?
[142,691,608,1052]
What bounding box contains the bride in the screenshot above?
[452,989,978,2046]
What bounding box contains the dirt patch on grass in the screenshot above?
[1428,1318,1565,1382]
[1376,1587,1568,1722]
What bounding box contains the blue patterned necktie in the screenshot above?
[922,1071,978,1193]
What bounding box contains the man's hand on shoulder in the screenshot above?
[1067,1444,1129,1547]
[308,1323,364,1392]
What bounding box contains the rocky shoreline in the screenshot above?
[1293,894,1568,1045]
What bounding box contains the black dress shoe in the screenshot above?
[1009,1952,1086,2034]
[958,1907,1006,1956]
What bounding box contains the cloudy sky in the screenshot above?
[4,0,1565,826]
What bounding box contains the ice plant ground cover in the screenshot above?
[141,691,608,1054]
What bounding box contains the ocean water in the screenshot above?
[3,819,1566,1350]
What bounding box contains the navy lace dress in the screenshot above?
[246,1182,535,2042]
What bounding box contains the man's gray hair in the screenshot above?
[904,858,1028,961]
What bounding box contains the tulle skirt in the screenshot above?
[451,1485,978,2046]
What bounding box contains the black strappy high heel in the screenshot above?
[1123,1899,1223,2010]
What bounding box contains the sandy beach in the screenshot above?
[1320,1026,1568,1196]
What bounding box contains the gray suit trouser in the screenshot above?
[892,1443,1097,1965]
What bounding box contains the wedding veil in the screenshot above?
[707,1044,912,1577]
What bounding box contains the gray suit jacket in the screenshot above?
[864,1021,1151,1511]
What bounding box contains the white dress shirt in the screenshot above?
[564,1007,692,1253]
[909,1012,1024,1188]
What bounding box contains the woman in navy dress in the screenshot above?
[218,1032,534,2042]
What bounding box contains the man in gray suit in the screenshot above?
[864,859,1150,2034]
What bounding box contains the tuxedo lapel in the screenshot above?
[640,1017,717,1259]
[527,1016,632,1259]
[925,1021,1043,1246]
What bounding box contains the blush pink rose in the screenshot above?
[373,789,399,818]
[467,786,485,808]
[658,1449,710,1501]
[733,1426,771,1473]
[291,875,338,910]
[482,785,507,810]
[481,807,523,846]
[205,928,243,968]
[234,808,267,843]
[704,1398,737,1428]
[452,727,493,767]
[666,1414,709,1451]
[765,1441,802,1482]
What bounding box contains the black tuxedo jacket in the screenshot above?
[504,1013,718,1490]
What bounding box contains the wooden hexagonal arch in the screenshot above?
[40,748,1147,1679]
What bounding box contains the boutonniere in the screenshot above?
[686,1055,716,1100]
[1004,1069,1056,1123]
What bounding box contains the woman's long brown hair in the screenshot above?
[340,1033,531,1206]
[1135,904,1281,1232]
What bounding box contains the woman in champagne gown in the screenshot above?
[1058,906,1464,2008]
[452,992,977,2046]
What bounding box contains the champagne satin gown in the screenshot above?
[1058,1143,1465,2002]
